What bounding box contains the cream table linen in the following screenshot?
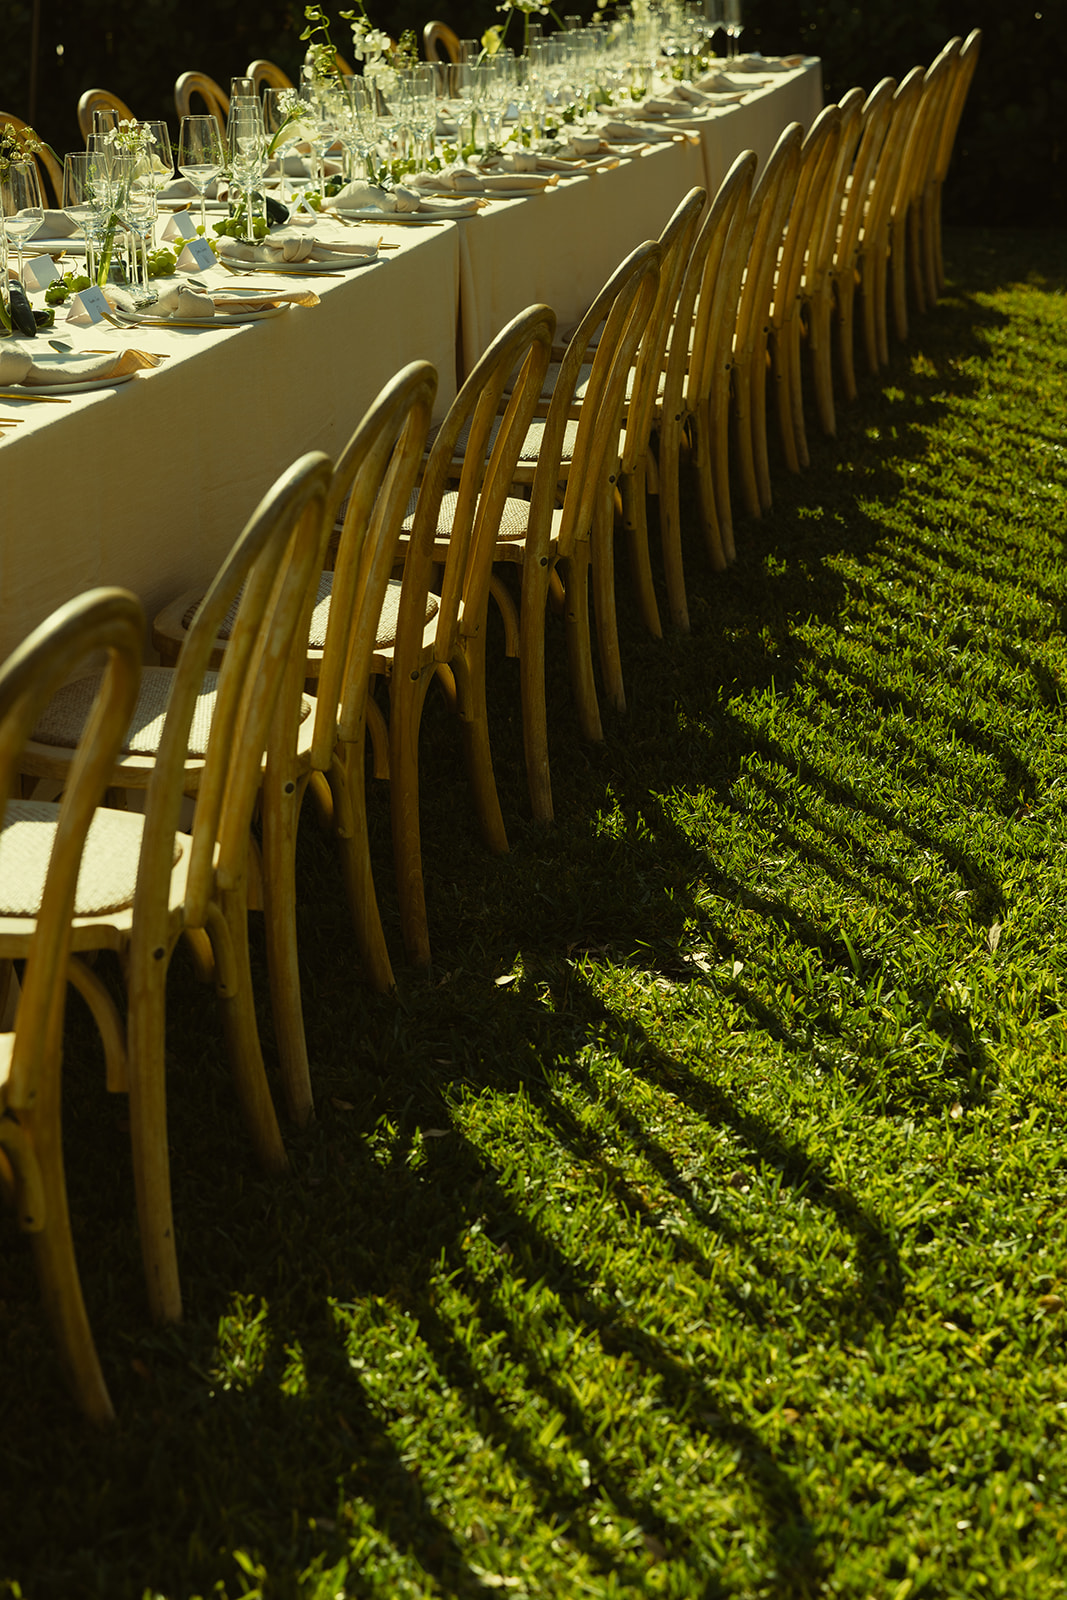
[458,134,707,378]
[0,219,460,661]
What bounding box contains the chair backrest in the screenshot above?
[174,71,229,130]
[770,104,842,332]
[893,40,960,218]
[0,589,144,1121]
[673,148,758,416]
[733,121,804,362]
[0,112,62,206]
[76,88,137,142]
[860,68,923,254]
[247,59,294,94]
[934,27,981,186]
[132,453,332,948]
[529,240,661,571]
[395,304,558,678]
[803,87,863,297]
[834,76,895,276]
[622,185,706,473]
[315,361,438,762]
[423,21,462,63]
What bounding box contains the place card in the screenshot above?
[66,285,112,325]
[177,237,218,272]
[22,254,62,293]
[162,210,200,243]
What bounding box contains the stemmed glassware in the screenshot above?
[227,99,267,242]
[724,0,744,62]
[1,160,45,287]
[177,113,225,235]
[135,120,174,229]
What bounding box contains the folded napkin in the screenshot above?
[638,97,693,116]
[600,119,656,143]
[146,284,216,318]
[0,342,155,387]
[565,133,603,158]
[28,209,81,240]
[731,53,802,72]
[331,181,485,219]
[218,230,378,266]
[411,167,484,196]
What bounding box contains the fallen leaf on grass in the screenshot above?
[330,1097,355,1112]
[1037,1294,1064,1311]
[642,1534,668,1562]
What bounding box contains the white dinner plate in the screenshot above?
[12,371,138,396]
[122,303,290,327]
[27,239,87,256]
[221,253,378,273]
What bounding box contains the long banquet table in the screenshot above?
[0,58,822,663]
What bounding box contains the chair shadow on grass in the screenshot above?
[3,231,1048,1597]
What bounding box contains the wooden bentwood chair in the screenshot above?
[17,454,332,1324]
[0,588,144,1425]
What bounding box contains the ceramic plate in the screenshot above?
[221,253,378,273]
[13,371,138,396]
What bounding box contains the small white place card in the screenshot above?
[66,285,112,325]
[162,210,201,242]
[23,254,62,293]
[177,237,217,272]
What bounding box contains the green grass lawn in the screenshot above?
[3,226,1067,1600]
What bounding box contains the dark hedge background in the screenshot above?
[3,2,1062,226]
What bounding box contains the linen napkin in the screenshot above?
[331,181,485,219]
[28,209,81,240]
[0,342,155,387]
[218,230,379,266]
[600,119,658,143]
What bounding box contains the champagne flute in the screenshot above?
[227,100,267,243]
[177,113,224,235]
[1,160,45,286]
[62,151,100,279]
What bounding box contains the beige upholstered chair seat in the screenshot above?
[0,802,181,919]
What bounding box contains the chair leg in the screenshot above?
[260,764,313,1127]
[733,355,761,523]
[656,416,691,629]
[789,312,810,469]
[125,937,183,1321]
[907,201,926,317]
[210,889,288,1175]
[837,271,858,403]
[452,636,508,856]
[620,459,662,639]
[809,285,836,437]
[67,954,128,1093]
[592,482,626,715]
[751,339,773,515]
[708,374,735,564]
[862,253,882,375]
[771,327,800,476]
[561,542,603,743]
[329,737,396,993]
[517,557,554,823]
[18,1104,115,1423]
[389,666,435,967]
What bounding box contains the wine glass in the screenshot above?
[177,113,225,235]
[137,119,174,228]
[62,151,103,280]
[724,0,744,62]
[227,100,267,243]
[1,160,45,286]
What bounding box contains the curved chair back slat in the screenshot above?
[174,71,229,130]
[423,21,462,63]
[247,59,294,93]
[0,112,62,205]
[76,88,136,141]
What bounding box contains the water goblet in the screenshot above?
[1,160,45,286]
[177,113,225,236]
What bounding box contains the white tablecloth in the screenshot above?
[0,58,823,662]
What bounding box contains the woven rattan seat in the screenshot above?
[0,801,179,917]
